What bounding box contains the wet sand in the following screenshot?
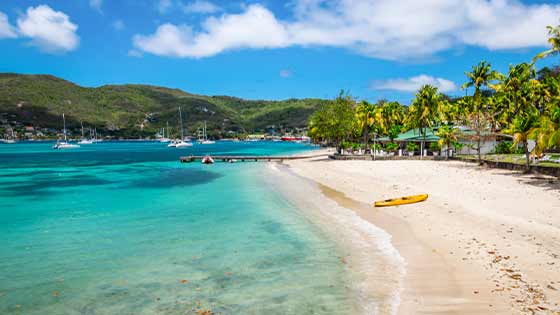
[283,154,560,314]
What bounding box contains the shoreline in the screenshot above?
[282,152,560,314]
[263,162,406,315]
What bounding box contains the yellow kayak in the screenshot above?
[374,194,428,207]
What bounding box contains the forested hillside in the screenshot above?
[0,73,326,138]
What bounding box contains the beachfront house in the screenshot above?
[453,127,515,155]
[379,127,512,156]
[377,128,439,155]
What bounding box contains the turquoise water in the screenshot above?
[0,141,355,315]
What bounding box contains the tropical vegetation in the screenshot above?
[308,23,560,171]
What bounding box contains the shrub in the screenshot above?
[406,142,418,152]
[429,142,441,152]
[494,141,524,154]
[385,142,399,152]
[452,142,464,152]
[370,143,381,151]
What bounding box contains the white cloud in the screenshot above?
[133,0,560,60]
[158,0,173,14]
[181,0,221,14]
[372,75,457,93]
[128,49,143,57]
[17,5,79,53]
[0,11,17,38]
[133,5,290,58]
[279,69,292,78]
[89,0,103,12]
[113,19,125,31]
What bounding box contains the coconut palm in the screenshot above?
[437,125,458,160]
[508,111,539,171]
[533,24,560,62]
[354,100,376,149]
[462,61,503,106]
[498,63,536,119]
[379,101,405,131]
[406,85,443,158]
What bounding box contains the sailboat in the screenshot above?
[198,121,215,144]
[53,113,80,149]
[168,107,192,148]
[2,129,16,144]
[159,122,171,143]
[78,121,93,144]
[92,127,102,143]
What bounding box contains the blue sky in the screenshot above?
[0,0,558,104]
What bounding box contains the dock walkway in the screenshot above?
[180,154,327,163]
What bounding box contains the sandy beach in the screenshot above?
[284,152,560,314]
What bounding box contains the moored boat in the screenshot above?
[169,107,193,148]
[201,155,214,164]
[198,121,215,144]
[53,113,80,150]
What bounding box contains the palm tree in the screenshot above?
[533,24,560,62]
[462,61,503,111]
[461,62,504,164]
[379,101,405,142]
[463,62,502,92]
[354,100,376,149]
[508,112,539,171]
[437,124,458,160]
[406,85,442,158]
[498,63,536,119]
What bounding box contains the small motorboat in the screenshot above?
[53,141,80,149]
[175,140,193,148]
[228,159,238,163]
[78,139,93,145]
[374,194,428,207]
[201,155,214,164]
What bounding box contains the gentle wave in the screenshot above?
[264,163,406,315]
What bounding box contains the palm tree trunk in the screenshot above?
[363,127,369,152]
[421,127,426,159]
[477,133,482,165]
[524,140,530,172]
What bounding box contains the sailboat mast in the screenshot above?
[179,107,184,140]
[81,121,84,138]
[63,113,67,141]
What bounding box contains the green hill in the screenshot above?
[0,73,326,138]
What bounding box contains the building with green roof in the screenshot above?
[377,127,513,155]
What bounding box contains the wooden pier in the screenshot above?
[180,154,327,163]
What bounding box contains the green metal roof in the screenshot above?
[378,126,512,142]
[378,128,439,142]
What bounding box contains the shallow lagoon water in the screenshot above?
[0,141,356,315]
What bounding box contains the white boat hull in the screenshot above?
[53,142,80,149]
[175,141,193,148]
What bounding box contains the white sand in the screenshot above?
[284,154,560,314]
